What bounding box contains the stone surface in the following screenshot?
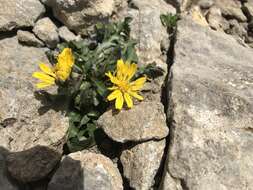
[243,1,253,19]
[189,6,209,26]
[227,19,247,38]
[98,101,168,143]
[198,0,214,9]
[45,0,126,34]
[164,18,253,190]
[160,171,183,190]
[58,26,80,42]
[215,0,247,22]
[122,0,176,71]
[165,0,191,11]
[120,140,166,190]
[0,149,19,190]
[17,30,44,47]
[7,146,61,183]
[33,17,59,48]
[0,0,45,31]
[207,6,230,31]
[0,36,68,153]
[48,151,123,190]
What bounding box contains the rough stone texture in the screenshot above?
[6,146,61,183]
[0,36,68,153]
[165,0,191,11]
[215,0,247,22]
[160,171,183,190]
[17,30,44,47]
[243,1,253,19]
[207,6,230,31]
[98,101,168,143]
[164,18,253,190]
[58,26,80,42]
[198,0,214,9]
[120,140,166,190]
[121,0,176,71]
[0,0,45,31]
[45,0,126,34]
[33,17,59,48]
[0,149,19,190]
[48,152,123,190]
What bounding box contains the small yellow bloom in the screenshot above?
[32,48,74,88]
[106,59,146,110]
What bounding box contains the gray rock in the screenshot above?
[165,0,192,11]
[33,17,59,48]
[0,36,68,153]
[243,1,253,19]
[17,30,44,47]
[227,19,247,38]
[159,171,183,190]
[58,26,80,42]
[163,18,253,190]
[120,140,166,190]
[198,0,214,9]
[0,149,19,190]
[98,101,168,143]
[45,0,126,34]
[6,146,61,183]
[207,6,230,31]
[48,152,123,190]
[215,0,247,22]
[123,0,176,71]
[0,0,45,31]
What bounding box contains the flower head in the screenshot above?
[106,59,146,110]
[32,48,74,88]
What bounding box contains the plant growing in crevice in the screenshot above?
[160,13,179,35]
[33,17,164,152]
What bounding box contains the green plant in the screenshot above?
[160,13,179,33]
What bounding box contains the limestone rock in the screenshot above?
[198,0,214,9]
[165,0,192,11]
[17,30,44,47]
[215,0,247,22]
[207,6,230,31]
[243,1,253,19]
[6,146,61,183]
[48,152,123,190]
[120,140,166,190]
[164,18,253,190]
[0,0,45,31]
[58,26,80,42]
[0,149,19,190]
[45,0,126,34]
[0,36,68,153]
[33,17,59,48]
[98,101,168,143]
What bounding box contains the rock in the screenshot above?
[189,6,209,26]
[243,1,253,19]
[0,36,68,153]
[98,101,168,143]
[48,151,123,190]
[124,0,176,71]
[120,140,166,190]
[227,19,247,38]
[198,0,214,9]
[0,148,19,190]
[58,26,80,42]
[164,18,253,190]
[0,0,45,31]
[207,6,230,31]
[215,0,247,22]
[45,0,126,34]
[17,30,44,47]
[33,17,59,48]
[6,146,61,183]
[165,0,192,11]
[159,171,183,190]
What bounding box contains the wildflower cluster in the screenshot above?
[33,18,164,151]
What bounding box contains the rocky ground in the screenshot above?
[0,0,252,190]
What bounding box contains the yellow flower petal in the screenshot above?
[124,93,133,108]
[129,91,144,100]
[106,72,120,85]
[107,90,122,101]
[130,77,146,91]
[126,63,137,81]
[108,86,118,91]
[115,92,124,110]
[36,82,55,89]
[57,48,74,68]
[32,72,56,83]
[39,63,56,77]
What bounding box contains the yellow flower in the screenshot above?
[32,48,74,88]
[106,59,146,110]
